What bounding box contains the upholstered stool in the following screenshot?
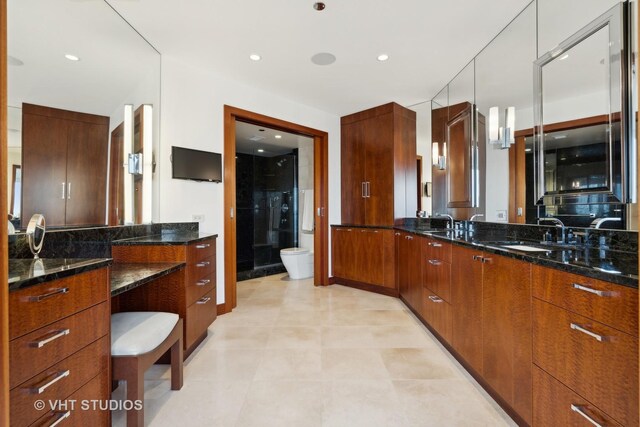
[111,312,184,426]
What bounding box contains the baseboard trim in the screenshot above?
[331,277,399,297]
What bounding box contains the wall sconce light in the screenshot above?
[432,142,446,170]
[123,104,134,225]
[489,106,515,149]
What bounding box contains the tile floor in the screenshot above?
[112,274,516,426]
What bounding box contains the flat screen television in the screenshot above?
[171,146,222,182]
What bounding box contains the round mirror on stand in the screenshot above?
[26,213,45,258]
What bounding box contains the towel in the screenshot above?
[302,189,314,232]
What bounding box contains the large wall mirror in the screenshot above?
[428,0,637,231]
[6,0,160,229]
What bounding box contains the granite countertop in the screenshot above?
[9,258,112,291]
[110,262,186,297]
[395,226,639,289]
[331,224,395,230]
[112,232,218,246]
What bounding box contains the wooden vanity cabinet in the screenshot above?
[8,267,111,426]
[532,265,638,426]
[331,226,395,293]
[341,103,417,226]
[112,237,218,355]
[396,231,423,309]
[422,237,452,342]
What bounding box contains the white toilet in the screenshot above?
[280,248,314,279]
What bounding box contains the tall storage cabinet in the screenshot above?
[341,102,417,226]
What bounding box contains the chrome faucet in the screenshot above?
[537,217,565,244]
[469,214,484,221]
[590,217,622,229]
[436,213,454,229]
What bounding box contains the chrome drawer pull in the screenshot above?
[196,261,211,267]
[431,243,442,247]
[31,370,70,394]
[30,329,70,348]
[405,235,413,240]
[197,296,211,304]
[428,259,442,266]
[394,232,400,236]
[481,257,492,263]
[572,283,612,297]
[428,295,443,303]
[28,287,69,302]
[570,323,605,342]
[197,279,211,286]
[196,243,210,249]
[48,411,71,427]
[570,404,603,427]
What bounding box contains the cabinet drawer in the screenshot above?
[186,289,217,349]
[10,336,109,427]
[187,239,216,262]
[422,287,452,343]
[423,259,451,302]
[532,265,638,336]
[424,238,451,263]
[186,256,215,283]
[10,302,109,389]
[9,268,109,339]
[533,299,638,426]
[31,372,109,427]
[533,366,622,427]
[186,273,215,307]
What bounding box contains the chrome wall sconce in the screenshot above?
[489,106,516,149]
[432,142,446,170]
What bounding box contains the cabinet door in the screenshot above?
[446,106,474,208]
[341,123,366,225]
[482,255,532,425]
[332,228,356,280]
[397,233,421,309]
[363,113,394,226]
[357,229,386,286]
[21,113,68,227]
[451,245,483,374]
[66,120,109,226]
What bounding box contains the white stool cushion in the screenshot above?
[111,312,179,356]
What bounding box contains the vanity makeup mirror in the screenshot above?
[6,0,160,229]
[533,3,628,227]
[26,213,45,259]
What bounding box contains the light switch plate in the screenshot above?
[496,210,507,221]
[192,214,205,222]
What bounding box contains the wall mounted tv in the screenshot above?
[171,146,222,182]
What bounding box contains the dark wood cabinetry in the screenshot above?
[331,226,395,293]
[21,104,109,227]
[396,231,422,309]
[341,103,416,226]
[422,237,452,342]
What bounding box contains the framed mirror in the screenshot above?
[7,0,160,229]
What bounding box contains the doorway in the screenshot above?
[223,106,329,314]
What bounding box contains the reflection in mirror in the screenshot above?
[7,0,161,229]
[26,213,45,259]
[409,101,433,216]
[533,3,628,229]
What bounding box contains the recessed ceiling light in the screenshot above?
[377,54,389,62]
[257,149,265,153]
[275,135,282,139]
[8,55,23,66]
[249,54,261,61]
[311,52,336,66]
[65,54,80,61]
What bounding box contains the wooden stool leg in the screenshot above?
[126,360,145,427]
[170,336,183,390]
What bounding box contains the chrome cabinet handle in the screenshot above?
[196,243,211,249]
[47,411,71,427]
[67,182,71,199]
[572,283,612,298]
[570,323,605,342]
[481,257,492,263]
[570,404,603,427]
[61,182,66,199]
[30,329,70,348]
[197,296,211,304]
[197,279,211,286]
[405,235,413,240]
[196,261,211,267]
[366,182,371,198]
[28,288,69,302]
[430,242,442,247]
[428,259,442,265]
[394,232,400,236]
[30,370,70,394]
[428,295,443,303]
[472,255,483,261]
[361,182,366,198]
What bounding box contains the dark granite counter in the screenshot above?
[331,224,395,230]
[9,258,112,291]
[112,232,217,246]
[110,262,186,297]
[395,226,638,289]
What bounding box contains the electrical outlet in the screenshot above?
[192,214,205,222]
[496,210,507,221]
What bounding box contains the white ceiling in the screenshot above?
[107,0,532,116]
[235,121,313,157]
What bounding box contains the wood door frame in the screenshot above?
[223,105,329,314]
[1,0,10,422]
[9,164,18,216]
[416,155,423,211]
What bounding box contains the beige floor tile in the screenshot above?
[235,380,324,427]
[275,309,326,326]
[184,347,264,381]
[326,309,416,326]
[266,326,321,348]
[370,324,436,348]
[380,348,459,379]
[253,348,322,380]
[322,380,407,427]
[322,348,390,379]
[321,326,376,348]
[208,326,271,349]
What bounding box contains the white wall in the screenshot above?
[157,55,341,304]
[411,102,433,215]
